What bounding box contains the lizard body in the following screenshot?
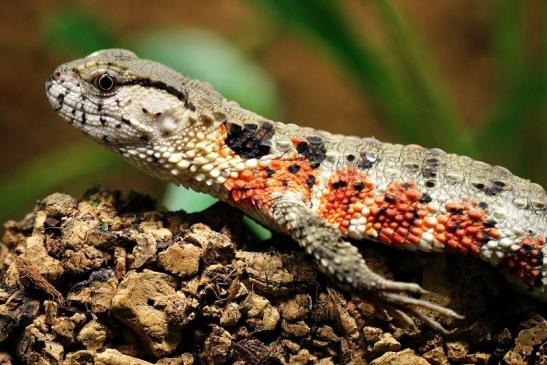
[46,49,547,332]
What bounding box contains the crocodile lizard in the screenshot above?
[45,49,547,333]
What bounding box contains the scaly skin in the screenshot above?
[46,49,547,333]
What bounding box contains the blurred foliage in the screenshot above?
[0,1,545,226]
[0,142,128,220]
[42,7,119,55]
[132,29,280,119]
[249,0,546,163]
[248,0,476,155]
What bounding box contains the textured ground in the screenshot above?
[0,188,545,364]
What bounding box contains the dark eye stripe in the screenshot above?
[120,78,187,102]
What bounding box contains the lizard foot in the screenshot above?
[369,288,464,334]
[272,198,463,333]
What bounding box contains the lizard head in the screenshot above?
[46,49,202,148]
[46,48,268,186]
[45,49,236,181]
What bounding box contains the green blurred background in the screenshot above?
[0,0,545,224]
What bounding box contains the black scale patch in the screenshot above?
[297,136,326,168]
[225,122,275,159]
[358,152,378,169]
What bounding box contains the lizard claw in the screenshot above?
[371,289,464,334]
[373,278,428,295]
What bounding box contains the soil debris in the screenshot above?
[0,188,545,364]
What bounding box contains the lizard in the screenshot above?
[45,48,547,333]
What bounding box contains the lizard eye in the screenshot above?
[93,73,116,92]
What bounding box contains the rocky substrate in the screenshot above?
[0,188,545,364]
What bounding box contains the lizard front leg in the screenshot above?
[271,196,463,333]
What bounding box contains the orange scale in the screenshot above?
[231,190,241,202]
[489,230,501,239]
[461,237,472,247]
[410,235,421,245]
[380,226,394,237]
[269,160,282,170]
[417,210,428,219]
[405,190,420,201]
[392,233,405,245]
[467,210,483,220]
[474,232,486,242]
[468,245,480,256]
[437,215,448,224]
[410,227,422,236]
[445,239,459,250]
[223,181,234,191]
[395,206,407,214]
[403,213,414,222]
[396,227,408,236]
[235,180,247,189]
